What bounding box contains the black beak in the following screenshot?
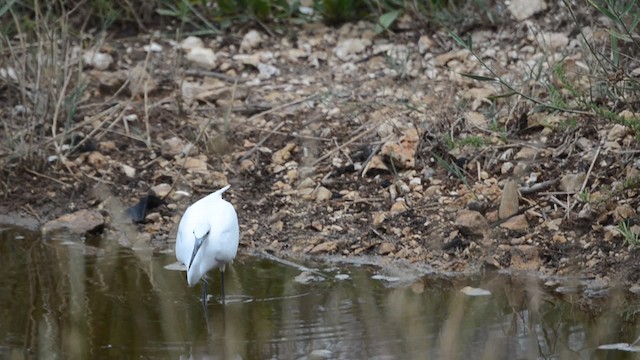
[188,235,205,270]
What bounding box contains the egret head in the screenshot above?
[188,223,211,272]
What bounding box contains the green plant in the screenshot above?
[577,190,591,203]
[617,220,640,246]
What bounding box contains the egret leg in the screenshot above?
[201,278,209,305]
[220,269,225,305]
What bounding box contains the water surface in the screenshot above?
[1,225,640,359]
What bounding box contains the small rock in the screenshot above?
[500,214,529,231]
[559,172,586,193]
[121,163,136,178]
[128,63,157,97]
[378,242,395,255]
[454,210,488,237]
[508,0,547,21]
[151,183,172,198]
[464,111,487,127]
[184,156,209,174]
[239,159,255,173]
[372,212,387,227]
[614,204,636,221]
[501,162,514,175]
[514,147,540,160]
[87,151,108,169]
[42,209,104,236]
[418,35,434,54]
[333,38,371,61]
[309,241,338,254]
[297,177,315,189]
[315,186,332,202]
[390,201,407,213]
[510,245,540,270]
[240,30,262,52]
[161,136,189,157]
[272,143,296,166]
[499,180,519,219]
[380,128,419,169]
[144,42,163,53]
[185,47,217,70]
[362,155,390,176]
[83,50,113,70]
[460,286,492,296]
[257,62,280,79]
[537,32,569,50]
[576,137,593,151]
[180,36,205,51]
[294,271,323,284]
[608,124,630,141]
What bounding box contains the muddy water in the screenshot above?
[1,225,640,359]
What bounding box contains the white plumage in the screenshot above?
[176,185,239,303]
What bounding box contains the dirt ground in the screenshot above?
[3,2,640,291]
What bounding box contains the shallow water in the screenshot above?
[1,225,640,359]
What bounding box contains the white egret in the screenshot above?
[176,185,239,305]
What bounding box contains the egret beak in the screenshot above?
[188,234,205,270]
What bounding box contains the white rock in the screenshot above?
[124,114,138,122]
[0,67,18,81]
[418,35,434,54]
[333,38,371,61]
[185,47,217,70]
[608,124,629,141]
[257,63,280,79]
[508,0,548,21]
[180,36,205,51]
[121,163,136,178]
[83,50,113,70]
[144,42,163,52]
[241,30,262,52]
[538,32,569,50]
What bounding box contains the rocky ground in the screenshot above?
[3,1,640,292]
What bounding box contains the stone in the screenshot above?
[184,156,209,174]
[608,124,629,141]
[315,186,332,202]
[372,212,387,227]
[390,201,407,213]
[362,155,390,176]
[464,111,487,127]
[613,204,636,221]
[333,38,371,61]
[510,245,540,270]
[499,180,519,219]
[418,35,434,54]
[378,242,395,255]
[185,47,217,70]
[87,151,108,169]
[514,147,540,160]
[180,36,204,51]
[508,0,547,21]
[83,50,113,70]
[559,172,586,193]
[454,210,489,237]
[150,183,172,198]
[500,214,529,231]
[380,128,420,169]
[240,30,262,52]
[121,163,136,178]
[42,209,105,236]
[309,241,338,254]
[127,63,157,97]
[272,143,296,165]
